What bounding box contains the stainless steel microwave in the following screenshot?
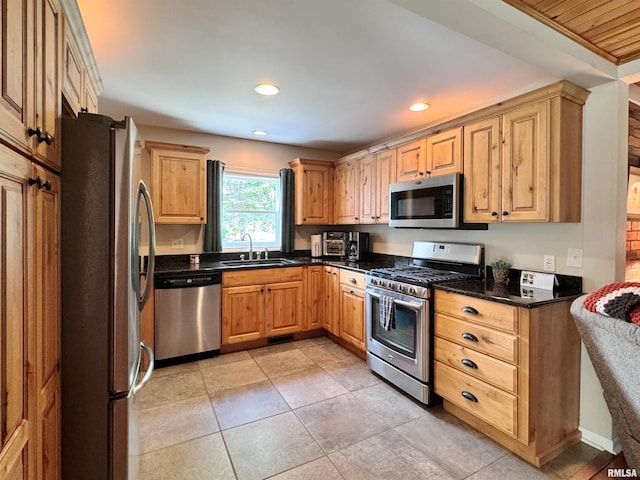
[389,173,461,228]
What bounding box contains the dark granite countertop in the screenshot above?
[434,267,583,308]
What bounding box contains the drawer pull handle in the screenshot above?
[461,306,478,315]
[461,358,478,369]
[461,391,478,403]
[461,332,478,342]
[349,277,357,284]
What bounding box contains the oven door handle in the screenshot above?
[367,290,423,311]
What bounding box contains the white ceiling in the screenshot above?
[76,0,630,154]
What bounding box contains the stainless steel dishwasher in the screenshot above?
[154,270,222,361]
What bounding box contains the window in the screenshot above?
[221,171,281,250]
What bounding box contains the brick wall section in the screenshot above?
[627,103,640,280]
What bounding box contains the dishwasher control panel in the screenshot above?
[155,271,222,289]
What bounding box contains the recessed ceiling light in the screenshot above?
[252,130,268,136]
[255,83,279,96]
[409,102,430,112]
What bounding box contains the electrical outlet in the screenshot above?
[171,238,184,249]
[567,248,583,268]
[543,254,555,272]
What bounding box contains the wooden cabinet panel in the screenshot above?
[375,149,395,223]
[435,290,518,333]
[288,158,333,225]
[0,0,34,157]
[34,0,63,171]
[147,141,209,224]
[396,139,426,182]
[265,281,304,337]
[62,26,83,115]
[323,266,340,335]
[502,102,549,222]
[222,285,265,344]
[359,155,375,224]
[463,116,501,223]
[334,160,359,224]
[223,267,303,287]
[436,362,517,437]
[435,337,517,393]
[38,383,60,480]
[339,270,366,290]
[305,266,324,330]
[0,150,32,480]
[339,285,365,351]
[426,127,462,176]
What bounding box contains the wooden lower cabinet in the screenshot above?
[323,266,340,335]
[339,285,365,351]
[434,289,581,467]
[222,267,304,345]
[305,266,324,330]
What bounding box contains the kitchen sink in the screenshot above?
[220,258,297,268]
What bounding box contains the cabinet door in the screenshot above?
[32,166,60,480]
[293,161,333,225]
[265,281,304,337]
[34,0,63,171]
[305,266,324,330]
[463,117,501,223]
[222,285,264,344]
[396,139,426,182]
[375,149,396,223]
[148,143,209,224]
[502,101,550,222]
[323,267,340,335]
[62,20,83,116]
[426,127,462,176]
[0,0,34,157]
[0,150,32,480]
[339,286,365,351]
[334,160,359,224]
[359,155,376,224]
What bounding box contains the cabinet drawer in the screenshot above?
[223,267,304,287]
[435,290,518,333]
[435,314,517,363]
[339,269,366,289]
[435,337,517,393]
[435,362,517,437]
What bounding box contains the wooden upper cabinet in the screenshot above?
[289,158,333,225]
[34,0,63,171]
[396,138,426,182]
[147,141,210,224]
[334,159,360,224]
[426,127,462,176]
[464,82,588,224]
[359,149,396,224]
[62,14,99,115]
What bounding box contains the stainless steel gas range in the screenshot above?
[365,241,483,405]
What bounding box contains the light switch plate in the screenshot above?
[567,248,583,268]
[520,270,556,290]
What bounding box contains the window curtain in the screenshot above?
[280,168,295,253]
[203,159,225,252]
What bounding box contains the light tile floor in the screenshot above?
[135,336,601,480]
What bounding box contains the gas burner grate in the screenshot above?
[369,266,471,285]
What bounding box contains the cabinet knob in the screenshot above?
[28,127,42,139]
[491,211,498,217]
[349,277,356,284]
[502,211,509,216]
[80,107,89,113]
[418,171,424,176]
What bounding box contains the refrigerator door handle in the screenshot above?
[132,341,154,396]
[137,180,156,309]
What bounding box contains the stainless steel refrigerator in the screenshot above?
[61,113,156,479]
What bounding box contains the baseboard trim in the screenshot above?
[579,427,621,454]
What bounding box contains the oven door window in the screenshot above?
[371,297,417,359]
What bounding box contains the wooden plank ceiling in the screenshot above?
[502,0,640,65]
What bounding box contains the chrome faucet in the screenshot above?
[241,233,253,260]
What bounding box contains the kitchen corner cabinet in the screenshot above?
[288,158,333,225]
[434,290,581,467]
[334,159,360,224]
[463,82,589,223]
[338,270,366,352]
[305,266,324,330]
[359,149,396,224]
[323,266,340,335]
[147,141,210,224]
[222,268,305,345]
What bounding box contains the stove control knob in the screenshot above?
[371,278,378,286]
[397,285,405,292]
[389,283,396,291]
[409,287,417,295]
